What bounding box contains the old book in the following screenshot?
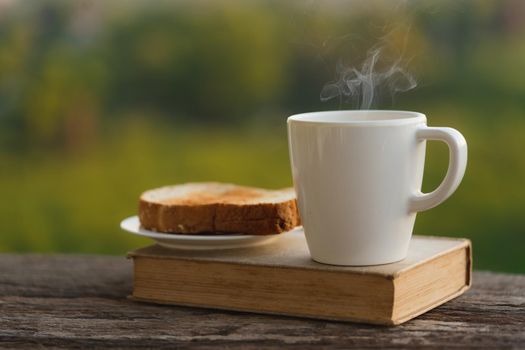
[128,231,472,325]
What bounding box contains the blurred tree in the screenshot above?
[106,2,289,123]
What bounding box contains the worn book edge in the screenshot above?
[391,240,472,325]
[127,235,472,325]
[391,284,471,325]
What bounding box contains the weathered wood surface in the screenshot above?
[0,254,523,349]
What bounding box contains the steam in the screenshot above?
[320,47,417,109]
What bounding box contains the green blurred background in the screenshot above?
[1,0,524,273]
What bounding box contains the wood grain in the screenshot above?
[0,254,524,349]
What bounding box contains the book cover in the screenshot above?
[128,231,471,325]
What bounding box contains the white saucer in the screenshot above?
[120,216,298,250]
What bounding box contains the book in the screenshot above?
[128,231,472,325]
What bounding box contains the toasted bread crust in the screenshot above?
[138,185,300,235]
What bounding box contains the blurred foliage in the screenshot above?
[1,0,524,273]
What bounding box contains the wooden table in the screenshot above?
[1,254,523,349]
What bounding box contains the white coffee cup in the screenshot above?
[287,110,467,266]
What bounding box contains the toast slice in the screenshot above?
[139,183,300,235]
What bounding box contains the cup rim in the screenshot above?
[287,110,426,126]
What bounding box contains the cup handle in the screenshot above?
[409,126,468,212]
